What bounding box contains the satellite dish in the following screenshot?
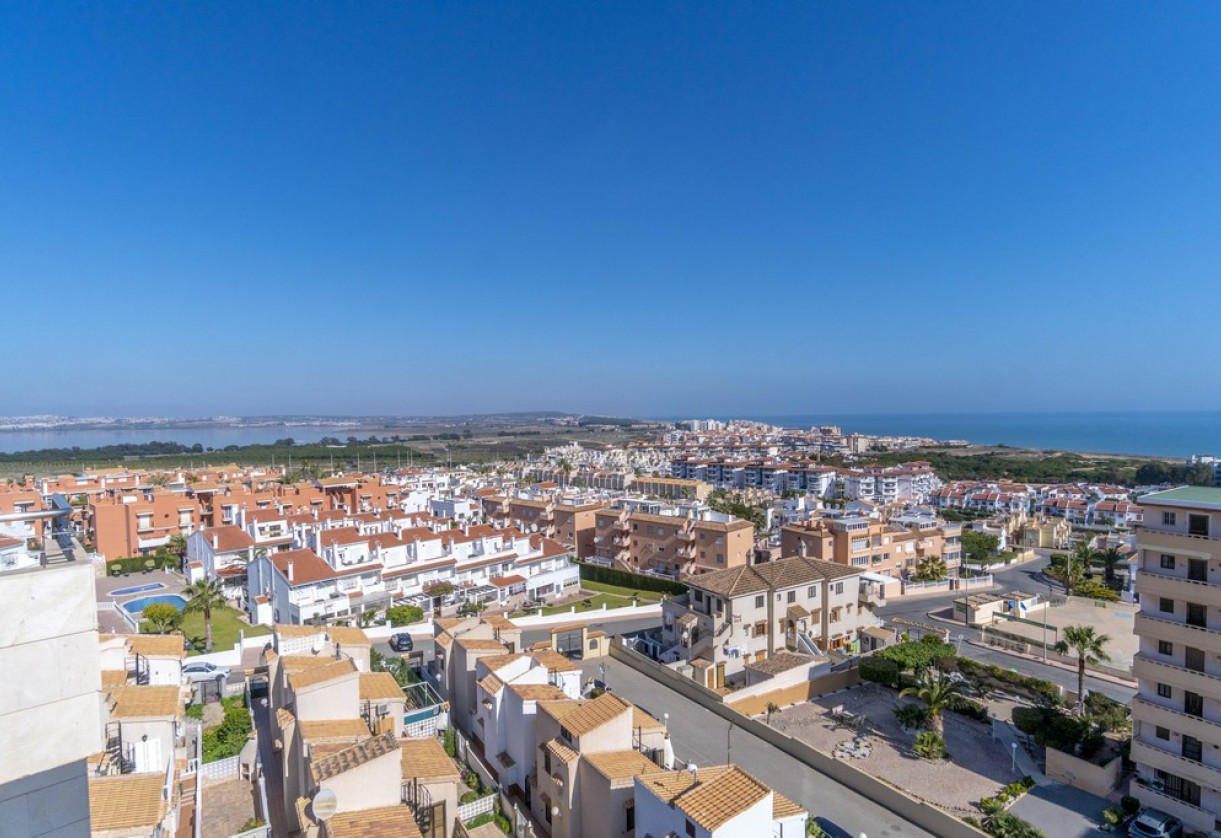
[312,787,338,821]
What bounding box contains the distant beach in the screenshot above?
[674,411,1221,459]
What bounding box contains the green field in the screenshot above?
[179,605,271,655]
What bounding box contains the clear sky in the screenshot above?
[2,3,1220,418]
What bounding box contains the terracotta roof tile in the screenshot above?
[289,658,358,691]
[637,765,770,831]
[127,634,187,658]
[311,731,399,783]
[107,685,183,720]
[400,736,460,781]
[299,719,371,741]
[359,672,404,701]
[324,804,422,838]
[88,773,167,831]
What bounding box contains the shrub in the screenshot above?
[1120,795,1139,815]
[913,731,946,760]
[386,604,424,627]
[463,770,480,790]
[980,797,1004,815]
[1002,782,1028,799]
[460,790,482,804]
[948,695,989,722]
[860,655,900,688]
[985,811,1046,838]
[442,728,456,758]
[1012,706,1050,736]
[895,702,929,730]
[875,639,956,674]
[202,699,252,762]
[1020,775,1036,790]
[1102,807,1121,827]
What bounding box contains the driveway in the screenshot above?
[582,657,934,838]
[1009,782,1110,838]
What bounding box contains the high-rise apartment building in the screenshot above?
[1131,487,1221,833]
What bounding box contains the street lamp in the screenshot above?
[1011,741,1018,773]
[956,633,964,655]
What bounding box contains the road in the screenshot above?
[875,551,1136,704]
[582,657,932,838]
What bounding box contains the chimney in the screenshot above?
[212,533,218,549]
[287,560,295,583]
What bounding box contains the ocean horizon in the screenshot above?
[658,411,1221,459]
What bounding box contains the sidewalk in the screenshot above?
[990,719,1047,785]
[964,639,1136,688]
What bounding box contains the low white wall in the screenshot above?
[509,603,661,628]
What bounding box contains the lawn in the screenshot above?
[180,605,270,654]
[579,580,662,601]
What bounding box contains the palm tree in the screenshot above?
[182,578,227,653]
[167,533,188,561]
[899,671,967,737]
[1097,547,1124,585]
[1055,625,1111,715]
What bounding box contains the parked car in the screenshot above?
[388,633,414,653]
[1128,809,1184,838]
[182,661,230,684]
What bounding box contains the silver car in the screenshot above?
[182,661,230,684]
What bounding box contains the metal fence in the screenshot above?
[199,755,240,780]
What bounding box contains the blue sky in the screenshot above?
[2,3,1220,417]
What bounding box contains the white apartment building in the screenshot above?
[1130,487,1221,835]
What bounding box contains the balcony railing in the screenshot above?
[1131,738,1221,791]
[1135,653,1221,685]
[1133,696,1221,734]
[1137,567,1219,589]
[1135,612,1221,639]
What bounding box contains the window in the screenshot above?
[694,590,703,603]
[685,819,696,838]
[755,595,764,608]
[1188,514,1210,537]
[1182,735,1203,762]
[1158,640,1173,656]
[560,726,572,744]
[1188,558,1208,581]
[754,621,767,637]
[625,804,634,831]
[716,553,724,563]
[834,582,844,595]
[807,586,816,598]
[1162,511,1176,526]
[1159,597,1175,614]
[1160,554,1176,570]
[543,748,551,774]
[787,590,796,604]
[1184,691,1203,717]
[1155,726,1170,740]
[1186,602,1206,627]
[1157,683,1173,699]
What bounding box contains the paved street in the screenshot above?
[875,552,1137,705]
[583,657,933,838]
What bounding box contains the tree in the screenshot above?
[1054,625,1111,716]
[167,533,188,560]
[142,603,181,634]
[182,578,227,653]
[1096,547,1124,585]
[386,605,424,627]
[912,555,947,583]
[962,530,1000,565]
[899,670,968,737]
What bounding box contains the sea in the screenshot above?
[674,411,1221,459]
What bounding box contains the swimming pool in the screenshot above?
[110,582,166,597]
[121,594,188,615]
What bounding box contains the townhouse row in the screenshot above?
[431,615,809,838]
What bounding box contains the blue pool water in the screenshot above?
[121,594,187,614]
[110,582,166,597]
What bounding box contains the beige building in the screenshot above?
[660,556,864,688]
[1130,487,1221,834]
[780,512,961,580]
[592,502,754,577]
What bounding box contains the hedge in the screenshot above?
[575,561,687,596]
[107,553,178,575]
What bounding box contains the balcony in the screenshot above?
[1136,569,1221,605]
[1138,526,1221,554]
[1133,696,1221,742]
[1131,738,1221,792]
[1134,654,1221,693]
[1130,777,1216,833]
[1135,612,1221,647]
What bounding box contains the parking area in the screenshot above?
[989,599,1138,670]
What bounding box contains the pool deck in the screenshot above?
[96,569,185,634]
[109,582,168,598]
